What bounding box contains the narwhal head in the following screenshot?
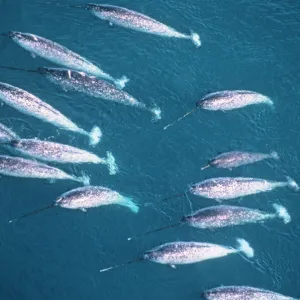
[9,31,40,44]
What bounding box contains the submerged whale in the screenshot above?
[78,4,201,47]
[8,31,128,89]
[7,139,118,175]
[0,122,19,142]
[201,150,279,170]
[100,238,254,272]
[38,68,161,120]
[0,155,89,184]
[202,286,296,300]
[0,82,101,145]
[190,176,299,201]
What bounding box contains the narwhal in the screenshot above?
[127,203,291,240]
[0,155,89,185]
[1,31,128,89]
[164,176,299,202]
[99,238,254,273]
[69,4,201,47]
[190,176,299,201]
[5,138,118,175]
[164,90,273,130]
[0,82,101,145]
[202,286,297,300]
[9,186,139,223]
[201,150,279,170]
[0,66,161,121]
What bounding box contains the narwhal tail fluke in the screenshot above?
[100,257,144,273]
[127,222,181,241]
[88,126,102,146]
[9,203,56,223]
[190,30,201,47]
[0,65,37,73]
[163,107,199,130]
[105,151,118,175]
[114,76,130,90]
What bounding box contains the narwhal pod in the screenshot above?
[7,31,128,89]
[5,139,118,175]
[0,82,101,145]
[202,286,296,300]
[0,122,19,142]
[189,176,299,201]
[202,150,279,170]
[0,155,89,185]
[197,90,273,111]
[56,186,139,213]
[77,4,201,47]
[38,68,161,121]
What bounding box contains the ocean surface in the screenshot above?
[0,0,300,299]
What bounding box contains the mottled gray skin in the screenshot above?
[9,32,111,79]
[0,82,85,134]
[196,90,273,111]
[209,151,277,169]
[190,177,289,200]
[56,186,138,213]
[183,205,275,229]
[143,241,235,265]
[0,155,76,180]
[202,286,295,300]
[56,186,123,209]
[8,139,103,164]
[0,123,19,142]
[85,4,188,38]
[38,68,144,108]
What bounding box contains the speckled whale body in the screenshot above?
[82,4,201,47]
[197,90,273,111]
[189,176,299,201]
[202,286,296,300]
[0,82,101,145]
[205,150,279,170]
[183,204,291,229]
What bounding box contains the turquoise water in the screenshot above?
[1,0,300,299]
